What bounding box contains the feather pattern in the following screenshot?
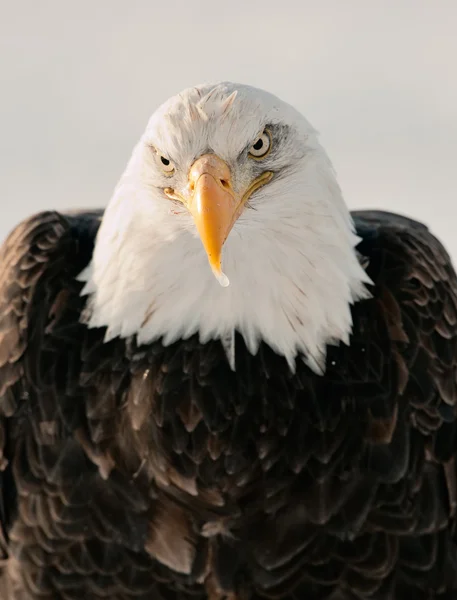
[0,208,457,600]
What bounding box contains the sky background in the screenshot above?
[1,1,456,256]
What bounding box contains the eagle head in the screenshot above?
[79,82,371,373]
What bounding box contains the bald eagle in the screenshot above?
[1,82,457,600]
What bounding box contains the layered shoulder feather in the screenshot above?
[0,210,105,595]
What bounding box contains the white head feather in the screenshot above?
[78,82,371,374]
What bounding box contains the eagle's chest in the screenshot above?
[10,315,399,598]
[114,336,372,519]
[95,335,393,594]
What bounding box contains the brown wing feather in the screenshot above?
[0,211,73,552]
[0,211,202,599]
[2,207,457,600]
[0,212,72,596]
[351,210,457,595]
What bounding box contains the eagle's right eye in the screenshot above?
[154,149,175,175]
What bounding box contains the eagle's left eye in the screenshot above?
[249,129,272,159]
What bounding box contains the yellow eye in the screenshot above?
[249,129,272,159]
[155,151,175,175]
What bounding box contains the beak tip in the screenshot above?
[212,268,230,287]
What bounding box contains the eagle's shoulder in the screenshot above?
[353,209,457,317]
[0,209,102,398]
[353,208,457,473]
[0,210,103,560]
[353,208,457,315]
[352,208,450,270]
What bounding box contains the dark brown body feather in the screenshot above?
[1,209,457,599]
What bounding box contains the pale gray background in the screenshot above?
[1,1,456,254]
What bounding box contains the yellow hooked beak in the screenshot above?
[185,154,273,286]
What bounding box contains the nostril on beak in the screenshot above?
[220,179,230,190]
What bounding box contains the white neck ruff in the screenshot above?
[78,147,371,375]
